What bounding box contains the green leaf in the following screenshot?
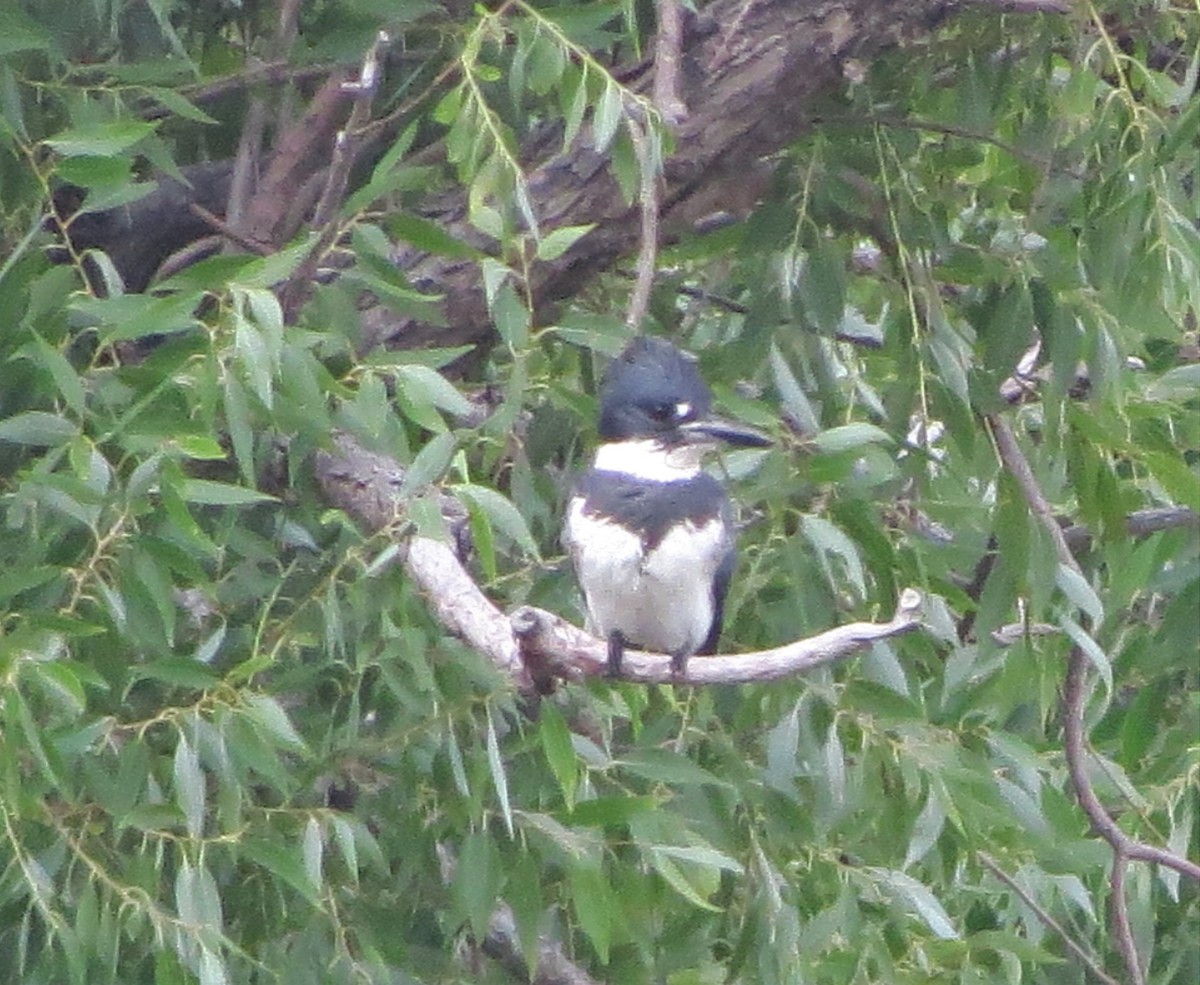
[567,860,612,962]
[173,734,206,839]
[812,423,894,454]
[1055,563,1104,626]
[454,830,502,941]
[44,120,158,157]
[869,868,959,939]
[303,817,325,894]
[536,223,594,261]
[178,480,277,506]
[142,86,218,124]
[0,410,78,446]
[491,280,530,350]
[130,658,220,690]
[399,432,458,498]
[385,213,481,259]
[539,702,578,808]
[240,837,320,904]
[593,80,622,153]
[241,692,308,754]
[617,749,732,787]
[395,364,475,419]
[485,704,513,837]
[453,484,539,558]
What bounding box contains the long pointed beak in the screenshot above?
[679,417,772,448]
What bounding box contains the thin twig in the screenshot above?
[987,411,1200,985]
[625,118,660,332]
[188,204,272,255]
[1108,852,1144,985]
[977,852,1122,985]
[279,30,391,321]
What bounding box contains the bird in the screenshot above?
[563,337,770,677]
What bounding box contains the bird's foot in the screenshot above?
[606,631,626,678]
[670,650,688,679]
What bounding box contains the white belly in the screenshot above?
[564,499,726,656]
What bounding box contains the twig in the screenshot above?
[624,117,660,332]
[962,0,1070,11]
[280,30,391,321]
[187,204,272,255]
[1108,853,1144,985]
[653,0,688,125]
[987,411,1200,985]
[977,852,1122,985]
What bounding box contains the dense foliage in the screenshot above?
[0,1,1196,983]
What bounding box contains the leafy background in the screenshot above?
[0,1,1196,983]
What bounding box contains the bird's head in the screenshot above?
[597,337,770,451]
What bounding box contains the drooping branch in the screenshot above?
[986,412,1200,985]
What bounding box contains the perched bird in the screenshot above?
[563,337,770,676]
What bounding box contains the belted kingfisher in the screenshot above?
[563,337,770,676]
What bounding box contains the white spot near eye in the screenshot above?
[675,402,692,420]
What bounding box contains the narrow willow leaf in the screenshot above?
[593,80,622,153]
[303,816,324,894]
[241,693,307,754]
[454,484,539,558]
[398,432,457,497]
[1055,563,1104,626]
[0,410,78,446]
[44,119,157,156]
[567,861,612,962]
[904,791,946,869]
[455,830,501,941]
[178,480,276,506]
[871,868,959,939]
[173,735,205,839]
[538,701,577,808]
[486,704,514,837]
[648,851,722,912]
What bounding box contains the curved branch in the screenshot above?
[987,412,1200,985]
[512,591,923,685]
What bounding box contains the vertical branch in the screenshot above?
[279,30,391,321]
[624,118,660,332]
[228,0,305,232]
[987,412,1198,985]
[653,0,688,124]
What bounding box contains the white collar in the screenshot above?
[592,439,703,482]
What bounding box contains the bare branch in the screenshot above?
[280,30,391,320]
[977,852,1122,985]
[961,0,1070,11]
[653,0,688,125]
[483,900,602,985]
[624,118,661,333]
[512,591,923,685]
[987,410,1200,985]
[187,204,272,255]
[1108,853,1145,985]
